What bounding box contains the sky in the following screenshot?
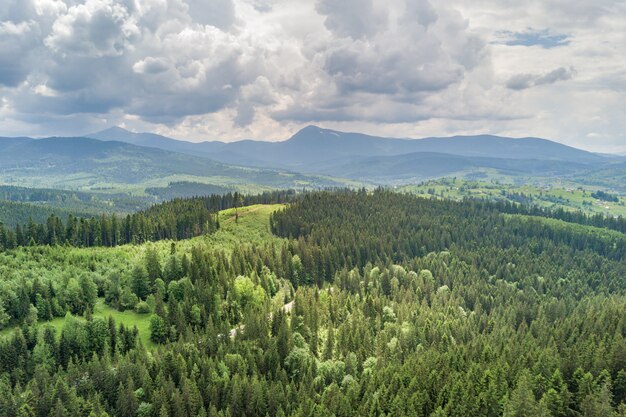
[1,0,625,152]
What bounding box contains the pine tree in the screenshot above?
[116,378,139,417]
[323,326,334,361]
[504,370,549,417]
[130,264,151,300]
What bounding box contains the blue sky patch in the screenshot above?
[496,28,570,48]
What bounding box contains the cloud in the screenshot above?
[506,66,575,90]
[185,0,236,30]
[0,0,493,129]
[316,0,388,39]
[273,0,489,124]
[535,66,575,85]
[0,0,624,152]
[45,0,139,57]
[0,21,40,87]
[132,57,170,75]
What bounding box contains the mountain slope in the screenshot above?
[0,136,347,190]
[88,126,608,171]
[319,151,595,181]
[272,126,606,164]
[89,127,227,156]
[572,161,626,192]
[0,199,95,227]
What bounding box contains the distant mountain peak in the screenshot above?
[289,125,342,143]
[301,125,324,132]
[96,126,135,135]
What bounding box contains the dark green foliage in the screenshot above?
[149,315,167,344]
[130,265,150,300]
[0,190,299,251]
[0,190,624,416]
[145,181,234,200]
[591,190,619,202]
[0,200,94,229]
[493,199,626,234]
[0,185,156,223]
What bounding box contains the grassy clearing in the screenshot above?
[0,298,154,348]
[0,204,285,348]
[94,299,154,349]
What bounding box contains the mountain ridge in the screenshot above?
[86,125,609,167]
[2,126,620,187]
[0,135,347,190]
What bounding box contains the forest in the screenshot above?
[0,190,299,250]
[0,190,623,416]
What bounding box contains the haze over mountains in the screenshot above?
[89,125,606,164]
[0,134,345,190]
[87,125,622,184]
[0,125,622,191]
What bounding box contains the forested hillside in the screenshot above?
[0,185,157,218]
[0,200,94,228]
[0,190,298,249]
[0,191,623,416]
[0,136,350,193]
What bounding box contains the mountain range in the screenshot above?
[89,125,607,165]
[0,126,622,193]
[0,135,346,190]
[87,125,621,184]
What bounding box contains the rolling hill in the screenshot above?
[318,151,596,182]
[0,136,349,192]
[89,125,607,168]
[88,127,226,157]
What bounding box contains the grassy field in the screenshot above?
[0,203,286,348]
[400,178,626,217]
[0,298,154,348]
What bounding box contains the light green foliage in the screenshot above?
[0,203,286,346]
[119,287,139,311]
[149,314,167,344]
[234,276,267,311]
[382,306,396,324]
[130,265,150,300]
[134,301,151,314]
[401,177,626,217]
[285,345,314,381]
[0,192,624,416]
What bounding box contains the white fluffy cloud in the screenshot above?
[45,0,139,57]
[0,0,624,152]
